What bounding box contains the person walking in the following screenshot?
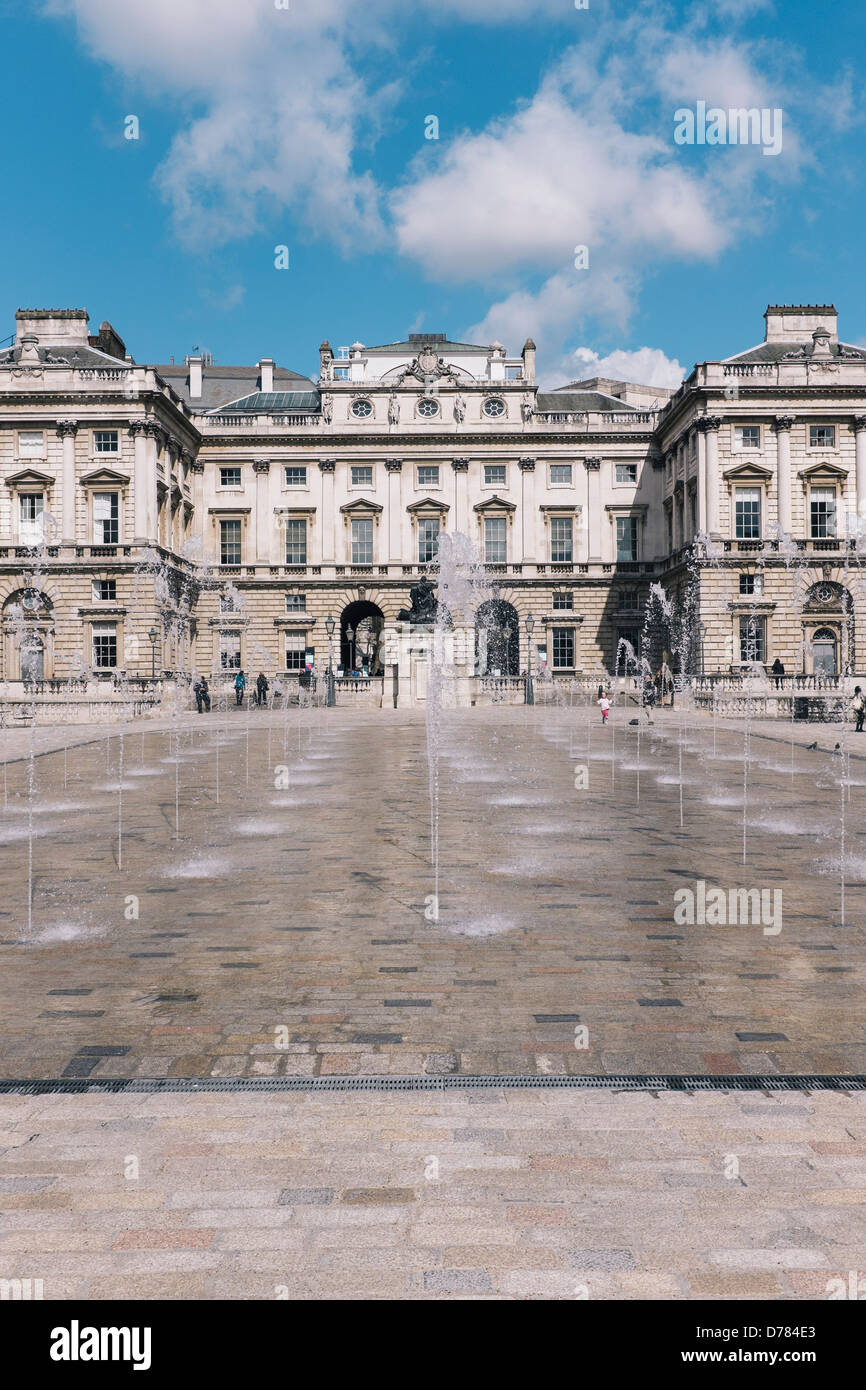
[853,685,865,733]
[193,674,210,714]
[256,671,269,709]
[234,669,246,707]
[642,676,656,724]
[598,692,610,724]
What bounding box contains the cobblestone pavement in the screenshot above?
[1,1088,864,1300]
[1,705,865,1079]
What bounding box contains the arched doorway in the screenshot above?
[475,598,520,676]
[2,588,55,681]
[340,600,385,675]
[812,627,838,676]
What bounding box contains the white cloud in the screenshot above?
[557,345,686,390]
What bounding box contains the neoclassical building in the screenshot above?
[1,302,865,692]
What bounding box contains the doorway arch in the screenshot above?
[340,600,385,675]
[475,598,520,676]
[2,588,55,681]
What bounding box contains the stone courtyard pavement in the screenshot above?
[0,705,864,1078]
[2,705,866,1300]
[1,1088,865,1300]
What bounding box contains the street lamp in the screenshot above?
[346,625,355,673]
[148,626,159,681]
[325,613,336,708]
[524,613,535,706]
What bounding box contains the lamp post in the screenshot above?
[148,626,159,681]
[346,625,355,673]
[524,613,535,706]
[325,613,336,707]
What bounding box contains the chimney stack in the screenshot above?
[188,355,203,399]
[258,357,275,393]
[522,338,537,384]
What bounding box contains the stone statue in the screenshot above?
[453,394,466,423]
[521,394,534,422]
[388,393,400,425]
[397,574,438,624]
[321,394,333,423]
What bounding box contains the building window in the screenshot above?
[351,517,374,564]
[484,464,506,486]
[18,431,44,457]
[738,572,762,596]
[219,632,241,669]
[665,509,673,552]
[94,430,119,454]
[690,491,697,534]
[285,518,307,565]
[333,366,349,381]
[617,627,642,660]
[810,425,836,449]
[351,399,373,419]
[417,398,440,418]
[615,463,638,484]
[351,465,374,487]
[550,516,573,562]
[92,578,117,603]
[619,589,639,609]
[736,425,761,449]
[417,465,439,487]
[484,516,507,564]
[616,515,639,562]
[285,593,306,612]
[550,464,572,485]
[483,398,505,418]
[219,467,242,488]
[734,487,761,540]
[552,592,574,611]
[810,487,836,538]
[552,627,575,669]
[284,467,307,487]
[92,622,117,668]
[219,519,241,565]
[286,632,306,671]
[418,517,440,564]
[739,615,766,664]
[19,494,44,546]
[94,491,119,544]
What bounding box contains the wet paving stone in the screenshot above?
[1,708,865,1079]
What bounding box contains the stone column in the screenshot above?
[700,417,722,537]
[854,416,866,525]
[129,421,148,543]
[253,460,270,564]
[143,422,161,541]
[189,457,205,553]
[519,457,535,563]
[773,416,795,535]
[57,420,78,545]
[584,457,601,561]
[319,459,336,563]
[385,460,403,563]
[451,458,469,535]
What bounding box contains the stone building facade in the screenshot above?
[1,302,865,694]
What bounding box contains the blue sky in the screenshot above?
[2,0,865,385]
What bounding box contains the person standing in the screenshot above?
[256,671,269,709]
[193,674,210,714]
[598,692,610,724]
[642,677,656,724]
[853,685,865,733]
[234,669,246,707]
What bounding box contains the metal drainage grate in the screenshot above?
[0,1074,864,1095]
